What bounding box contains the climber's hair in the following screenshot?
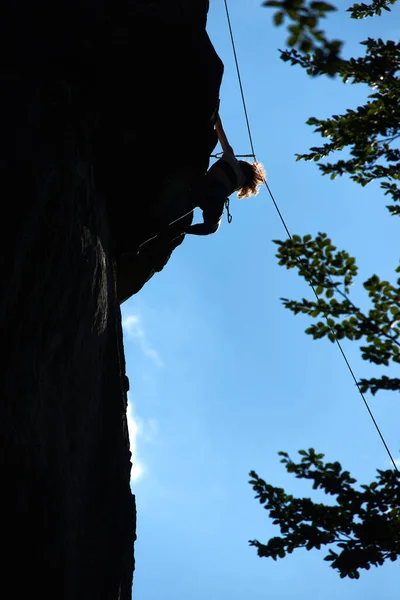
[237,161,266,199]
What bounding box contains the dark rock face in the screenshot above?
[95,0,222,298]
[0,73,135,599]
[0,1,220,598]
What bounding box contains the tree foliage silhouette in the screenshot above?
[250,0,400,579]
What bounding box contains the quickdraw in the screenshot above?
[225,198,232,224]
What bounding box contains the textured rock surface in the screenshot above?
[0,1,219,598]
[0,72,135,599]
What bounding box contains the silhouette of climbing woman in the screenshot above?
[186,115,266,235]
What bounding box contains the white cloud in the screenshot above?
[127,399,144,482]
[122,314,164,368]
[394,457,400,469]
[143,418,159,442]
[126,396,160,483]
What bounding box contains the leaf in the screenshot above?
[274,11,284,26]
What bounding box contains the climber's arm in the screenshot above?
[215,116,234,155]
[185,219,221,236]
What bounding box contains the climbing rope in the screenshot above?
[211,152,255,159]
[222,0,398,471]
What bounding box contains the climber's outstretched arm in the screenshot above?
[215,116,234,155]
[185,219,221,236]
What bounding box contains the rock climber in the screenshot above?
[185,114,266,236]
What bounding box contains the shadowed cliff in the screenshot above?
[0,1,220,599]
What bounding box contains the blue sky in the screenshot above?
[122,2,400,598]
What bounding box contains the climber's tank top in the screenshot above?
[206,149,245,194]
